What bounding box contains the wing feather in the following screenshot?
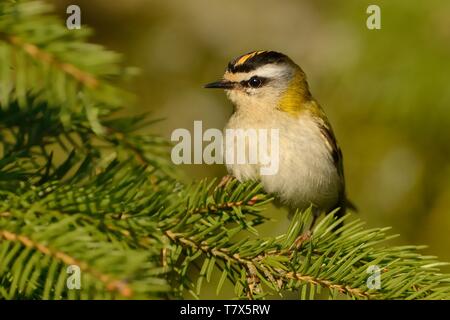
[311,107,356,217]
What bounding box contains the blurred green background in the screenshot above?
[51,0,450,274]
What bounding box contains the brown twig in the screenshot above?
[0,229,133,298]
[165,230,373,299]
[189,196,261,215]
[6,35,99,89]
[284,272,370,299]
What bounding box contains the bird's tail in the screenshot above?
[345,198,358,212]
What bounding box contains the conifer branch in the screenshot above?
[164,229,371,299]
[0,229,132,298]
[0,0,449,301]
[4,35,99,88]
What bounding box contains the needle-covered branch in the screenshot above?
[0,0,449,300]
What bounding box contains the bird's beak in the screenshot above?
[204,80,235,89]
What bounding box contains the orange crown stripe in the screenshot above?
[234,50,266,66]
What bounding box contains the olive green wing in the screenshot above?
[315,115,356,215]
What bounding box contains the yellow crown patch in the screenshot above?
[234,50,266,67]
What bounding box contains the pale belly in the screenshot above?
[224,113,341,212]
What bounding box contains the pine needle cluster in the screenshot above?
[0,1,449,300]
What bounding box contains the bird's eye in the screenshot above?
[248,76,263,88]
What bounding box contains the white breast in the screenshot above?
[224,110,340,211]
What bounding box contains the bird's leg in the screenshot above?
[293,230,311,250]
[217,174,234,189]
[309,213,319,230]
[291,212,319,250]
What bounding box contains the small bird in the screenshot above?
[205,50,354,227]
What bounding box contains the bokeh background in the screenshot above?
[51,0,450,275]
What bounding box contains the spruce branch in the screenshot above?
[0,0,449,301]
[0,210,169,299]
[5,34,99,89]
[0,229,133,298]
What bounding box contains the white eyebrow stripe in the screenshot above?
[224,64,287,82]
[246,64,286,79]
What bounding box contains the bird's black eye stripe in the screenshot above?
[241,76,267,88]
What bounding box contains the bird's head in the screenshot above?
[205,51,312,115]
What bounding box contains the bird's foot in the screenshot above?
[292,230,312,250]
[217,174,234,189]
